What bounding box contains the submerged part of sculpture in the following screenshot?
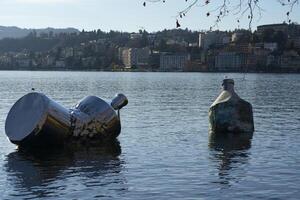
[209,79,254,135]
[5,92,128,148]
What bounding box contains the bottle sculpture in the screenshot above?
[209,79,254,135]
[5,92,128,148]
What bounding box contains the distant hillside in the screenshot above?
[0,26,79,39]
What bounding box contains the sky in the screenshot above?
[0,0,299,32]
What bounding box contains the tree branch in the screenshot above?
[144,0,299,30]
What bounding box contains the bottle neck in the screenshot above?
[222,83,235,93]
[111,93,128,110]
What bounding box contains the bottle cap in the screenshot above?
[222,79,234,86]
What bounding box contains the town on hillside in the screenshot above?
[0,23,299,72]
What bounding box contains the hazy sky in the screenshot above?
[0,0,299,32]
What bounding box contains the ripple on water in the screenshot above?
[0,72,299,199]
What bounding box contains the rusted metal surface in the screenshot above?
[209,79,254,135]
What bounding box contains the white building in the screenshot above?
[166,39,188,47]
[199,31,230,50]
[130,33,143,40]
[231,32,244,42]
[0,55,12,65]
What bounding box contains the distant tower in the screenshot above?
[199,32,205,49]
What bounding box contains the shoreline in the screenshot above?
[0,68,299,74]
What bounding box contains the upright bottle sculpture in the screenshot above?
[209,79,254,135]
[5,92,128,148]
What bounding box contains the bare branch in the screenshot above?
[144,0,299,30]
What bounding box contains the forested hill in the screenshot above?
[0,28,201,53]
[0,26,79,39]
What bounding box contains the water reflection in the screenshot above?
[209,133,252,187]
[209,132,253,151]
[4,140,126,198]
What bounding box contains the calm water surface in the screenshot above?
[0,71,299,199]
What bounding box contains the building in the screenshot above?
[248,48,270,70]
[166,39,188,47]
[147,34,156,43]
[74,48,84,57]
[215,52,246,71]
[184,60,208,72]
[16,58,31,68]
[118,47,127,61]
[267,55,281,67]
[62,47,74,58]
[280,50,300,71]
[82,57,97,68]
[188,42,199,47]
[97,38,107,44]
[226,43,253,54]
[121,47,150,68]
[45,55,56,66]
[257,23,300,37]
[199,31,230,50]
[130,33,143,40]
[160,53,190,71]
[257,23,289,35]
[0,55,12,66]
[231,32,244,42]
[287,36,300,49]
[222,36,231,44]
[55,60,66,68]
[121,48,130,68]
[148,52,160,69]
[264,43,278,51]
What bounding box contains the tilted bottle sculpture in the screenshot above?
[5,92,128,148]
[209,79,254,135]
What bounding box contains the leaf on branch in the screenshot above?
[176,20,181,28]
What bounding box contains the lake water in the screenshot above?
[0,71,299,200]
